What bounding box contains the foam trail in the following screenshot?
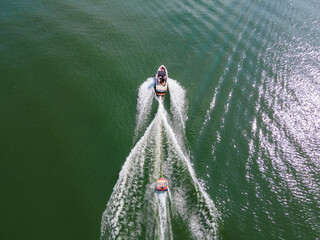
[167,78,187,131]
[200,75,224,134]
[161,105,220,238]
[101,79,220,239]
[101,116,157,239]
[135,77,155,138]
[155,192,173,240]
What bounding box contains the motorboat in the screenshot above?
[155,65,168,96]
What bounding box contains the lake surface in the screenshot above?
[1,0,319,239]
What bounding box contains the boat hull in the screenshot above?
[155,65,168,96]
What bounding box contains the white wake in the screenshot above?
[101,78,220,239]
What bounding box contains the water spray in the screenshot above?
[156,96,169,192]
[101,77,220,240]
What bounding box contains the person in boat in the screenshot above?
[158,68,167,85]
[159,76,166,85]
[162,75,167,85]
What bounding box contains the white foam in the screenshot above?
[161,108,220,238]
[135,77,155,138]
[101,116,156,239]
[155,192,173,240]
[167,78,188,131]
[101,79,220,239]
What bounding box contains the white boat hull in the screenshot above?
[155,65,168,96]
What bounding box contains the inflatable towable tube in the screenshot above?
[156,178,168,191]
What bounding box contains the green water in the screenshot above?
[1,0,319,239]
